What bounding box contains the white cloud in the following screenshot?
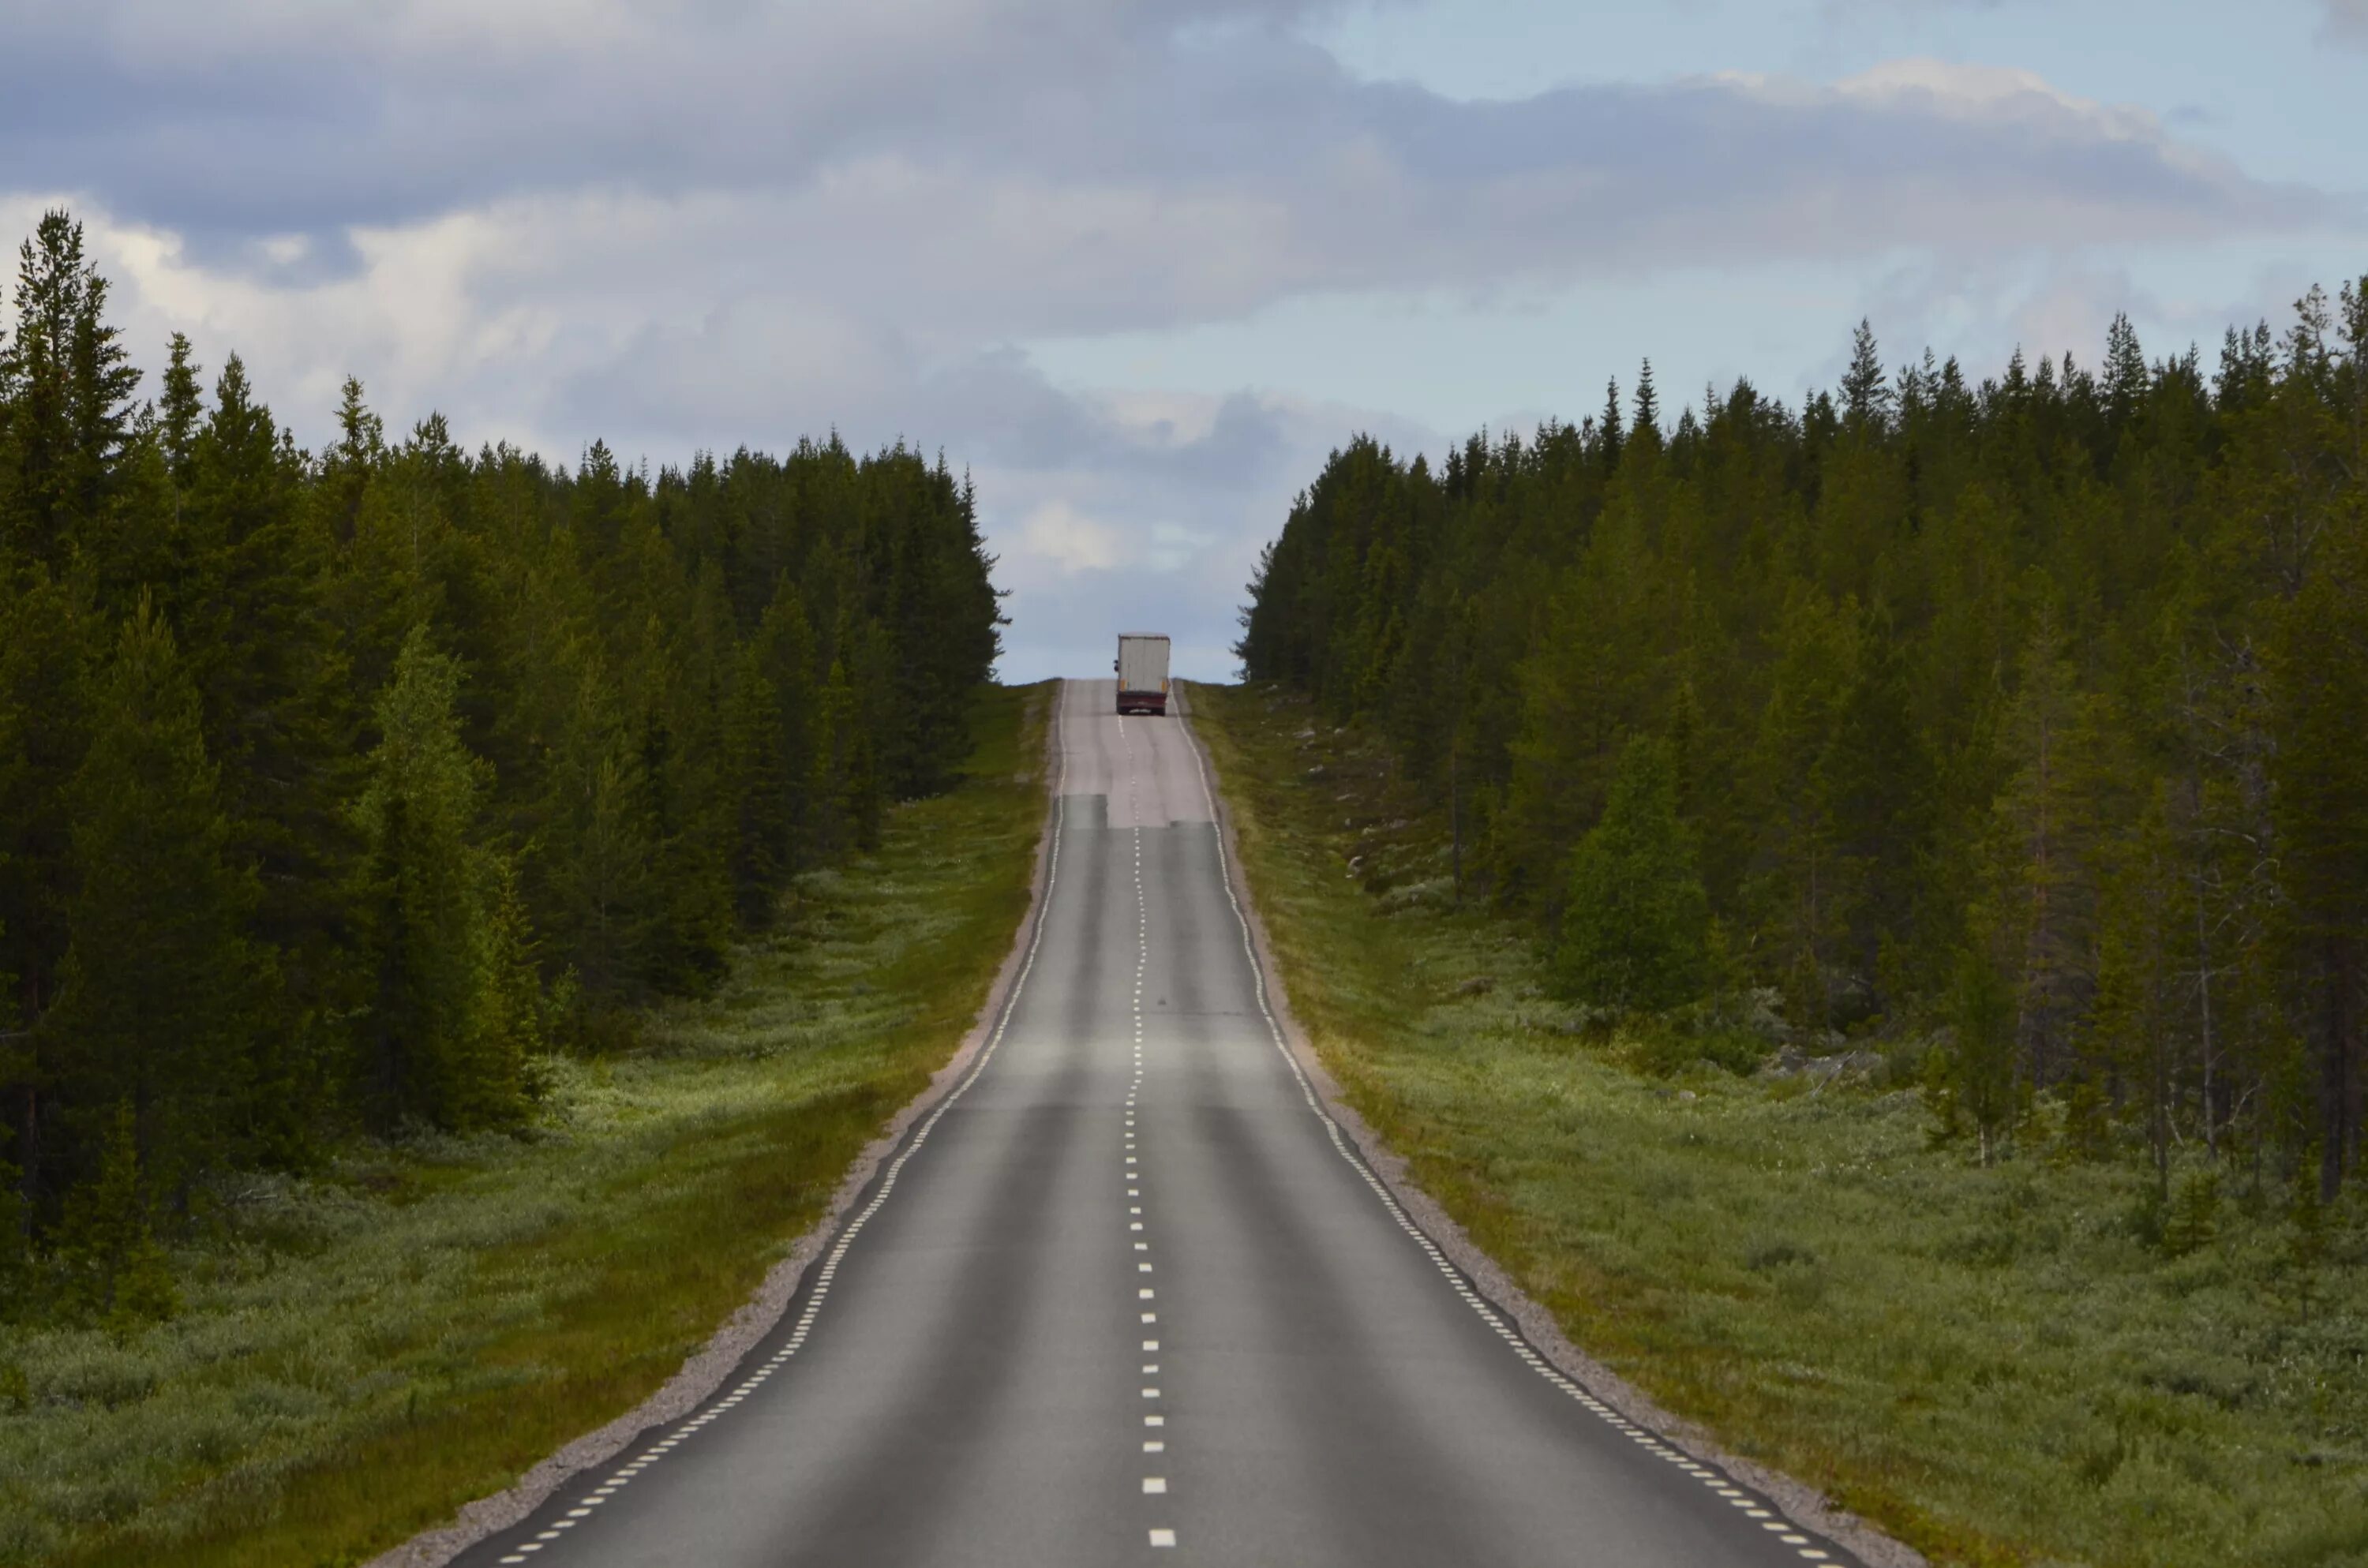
[1019,501,1127,574]
[3,4,2350,677]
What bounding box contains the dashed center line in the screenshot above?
[489,685,1832,1568]
[495,690,1092,1566]
[1175,691,1853,1568]
[1118,757,1178,1557]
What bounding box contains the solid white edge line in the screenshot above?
[1173,680,1852,1568]
[498,683,1080,1561]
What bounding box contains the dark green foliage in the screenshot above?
[1238,275,2368,1196]
[0,211,142,572]
[54,1102,178,1330]
[46,599,264,1189]
[1928,948,2018,1166]
[350,629,526,1132]
[1556,736,1709,1012]
[0,211,1001,1267]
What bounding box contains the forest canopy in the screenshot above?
[1238,284,2368,1204]
[0,211,1003,1304]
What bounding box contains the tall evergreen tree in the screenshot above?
[1556,736,1709,1012]
[350,627,529,1131]
[0,208,1000,1248]
[157,332,204,490]
[0,211,142,571]
[46,597,262,1191]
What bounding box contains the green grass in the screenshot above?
[1190,681,2368,1568]
[0,681,1051,1568]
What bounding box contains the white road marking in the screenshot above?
[1143,1477,1167,1494]
[1149,1528,1178,1547]
[490,694,1100,1556]
[1173,689,1852,1566]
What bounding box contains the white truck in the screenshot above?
[1114,634,1172,715]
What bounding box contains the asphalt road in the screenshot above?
[456,678,1860,1568]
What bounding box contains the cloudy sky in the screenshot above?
[3,0,2362,679]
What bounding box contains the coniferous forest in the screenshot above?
[1238,279,2368,1211]
[0,212,1002,1315]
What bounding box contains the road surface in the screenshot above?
[457,678,1859,1567]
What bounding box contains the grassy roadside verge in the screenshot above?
[0,681,1051,1568]
[1190,681,2368,1568]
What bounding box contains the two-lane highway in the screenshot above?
[455,678,1860,1567]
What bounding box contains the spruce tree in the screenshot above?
[721,646,789,926]
[1556,736,1710,1012]
[350,627,526,1131]
[1842,319,1891,435]
[1632,360,1661,447]
[1939,946,2018,1166]
[55,1101,178,1329]
[2269,534,2368,1199]
[0,211,142,571]
[157,332,203,489]
[175,353,355,1064]
[47,597,261,1189]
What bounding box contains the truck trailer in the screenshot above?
[1115,634,1171,715]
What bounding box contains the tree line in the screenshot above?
[0,211,1002,1319]
[1238,281,2368,1209]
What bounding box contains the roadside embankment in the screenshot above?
[0,682,1051,1568]
[1190,680,2367,1568]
